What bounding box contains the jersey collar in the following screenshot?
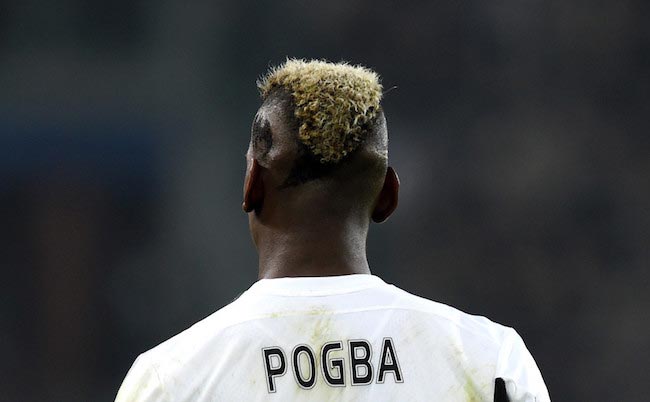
[248,274,386,296]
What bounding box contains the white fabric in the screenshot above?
[116,274,550,401]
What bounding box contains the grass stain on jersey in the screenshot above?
[298,307,349,402]
[308,307,334,347]
[463,375,482,402]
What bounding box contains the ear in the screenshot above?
[372,166,400,223]
[242,158,265,213]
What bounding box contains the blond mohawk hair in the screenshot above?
[258,59,383,164]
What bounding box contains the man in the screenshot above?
[115,59,550,401]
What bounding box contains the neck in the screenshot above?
[255,221,371,279]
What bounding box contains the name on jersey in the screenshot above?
[262,337,403,393]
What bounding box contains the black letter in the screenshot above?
[321,341,345,386]
[292,344,316,389]
[349,340,373,385]
[262,347,286,393]
[377,337,403,383]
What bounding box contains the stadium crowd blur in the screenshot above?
[1,1,648,401]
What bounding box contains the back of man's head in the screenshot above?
[246,59,393,221]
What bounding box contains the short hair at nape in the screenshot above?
[258,59,383,165]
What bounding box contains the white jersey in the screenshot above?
[116,274,550,401]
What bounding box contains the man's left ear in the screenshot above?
[242,159,265,213]
[372,166,400,223]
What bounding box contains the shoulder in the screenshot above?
[141,292,255,363]
[117,294,259,400]
[383,283,512,345]
[385,284,550,400]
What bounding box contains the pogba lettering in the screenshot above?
[262,338,403,393]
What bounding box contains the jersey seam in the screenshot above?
[495,328,516,376]
[149,357,168,401]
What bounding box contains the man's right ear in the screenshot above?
[242,159,264,213]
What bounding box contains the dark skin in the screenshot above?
[242,99,400,279]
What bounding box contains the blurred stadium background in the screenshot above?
[1,1,648,401]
